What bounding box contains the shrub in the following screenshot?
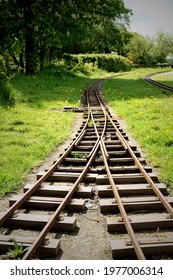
[63,53,133,73]
[0,55,9,83]
[0,55,15,106]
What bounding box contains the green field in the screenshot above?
[0,67,109,196]
[153,70,173,87]
[104,68,173,193]
[0,67,173,196]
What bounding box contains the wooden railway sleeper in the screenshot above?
[1,77,173,260]
[22,140,100,259]
[87,83,146,260]
[102,95,173,218]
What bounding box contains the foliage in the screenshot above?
[0,55,9,83]
[63,53,133,72]
[166,54,173,66]
[0,55,15,106]
[126,33,154,65]
[152,31,173,63]
[8,239,28,259]
[0,82,15,107]
[126,32,173,66]
[97,54,133,72]
[0,0,132,74]
[71,152,88,159]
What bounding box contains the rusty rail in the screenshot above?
[96,79,173,217]
[0,106,93,229]
[144,71,173,92]
[91,81,146,260]
[1,76,173,260]
[23,140,100,259]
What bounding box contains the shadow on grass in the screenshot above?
[10,68,95,108]
[10,66,173,109]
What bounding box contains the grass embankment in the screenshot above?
[104,68,173,193]
[0,66,108,196]
[153,70,173,87]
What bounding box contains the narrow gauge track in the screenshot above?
[144,71,173,91]
[0,77,173,260]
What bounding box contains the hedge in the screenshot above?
[63,53,133,72]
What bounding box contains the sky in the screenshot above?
[123,0,173,37]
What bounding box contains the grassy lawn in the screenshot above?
[0,66,108,196]
[153,70,173,87]
[1,65,173,197]
[103,67,173,193]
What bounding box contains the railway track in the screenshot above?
[144,71,173,91]
[0,76,173,260]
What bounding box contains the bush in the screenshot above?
[0,55,9,83]
[0,55,15,106]
[63,53,133,72]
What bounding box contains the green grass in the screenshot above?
[153,70,173,87]
[1,65,173,197]
[0,65,108,196]
[103,67,173,193]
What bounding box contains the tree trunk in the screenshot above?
[25,32,37,74]
[24,3,37,74]
[19,51,24,71]
[39,46,46,70]
[10,52,20,67]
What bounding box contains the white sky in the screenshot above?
[123,0,173,36]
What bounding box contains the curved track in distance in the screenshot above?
[144,71,173,92]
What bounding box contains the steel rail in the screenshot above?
[103,107,173,217]
[95,80,173,217]
[22,140,100,259]
[0,105,91,227]
[92,82,146,260]
[95,78,129,151]
[22,80,103,259]
[100,141,146,260]
[144,72,173,92]
[86,81,102,159]
[2,76,172,260]
[24,76,172,259]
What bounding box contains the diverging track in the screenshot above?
[0,77,173,260]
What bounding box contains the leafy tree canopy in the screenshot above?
[126,31,173,66]
[0,0,132,74]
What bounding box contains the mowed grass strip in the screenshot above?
[153,70,173,87]
[104,68,173,193]
[0,67,108,196]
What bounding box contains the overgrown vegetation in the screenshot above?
[71,152,88,159]
[8,239,28,259]
[0,55,14,106]
[0,0,132,74]
[63,54,133,73]
[104,67,173,192]
[126,31,173,66]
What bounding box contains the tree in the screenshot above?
[125,30,173,66]
[126,33,154,65]
[0,0,132,74]
[152,31,173,63]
